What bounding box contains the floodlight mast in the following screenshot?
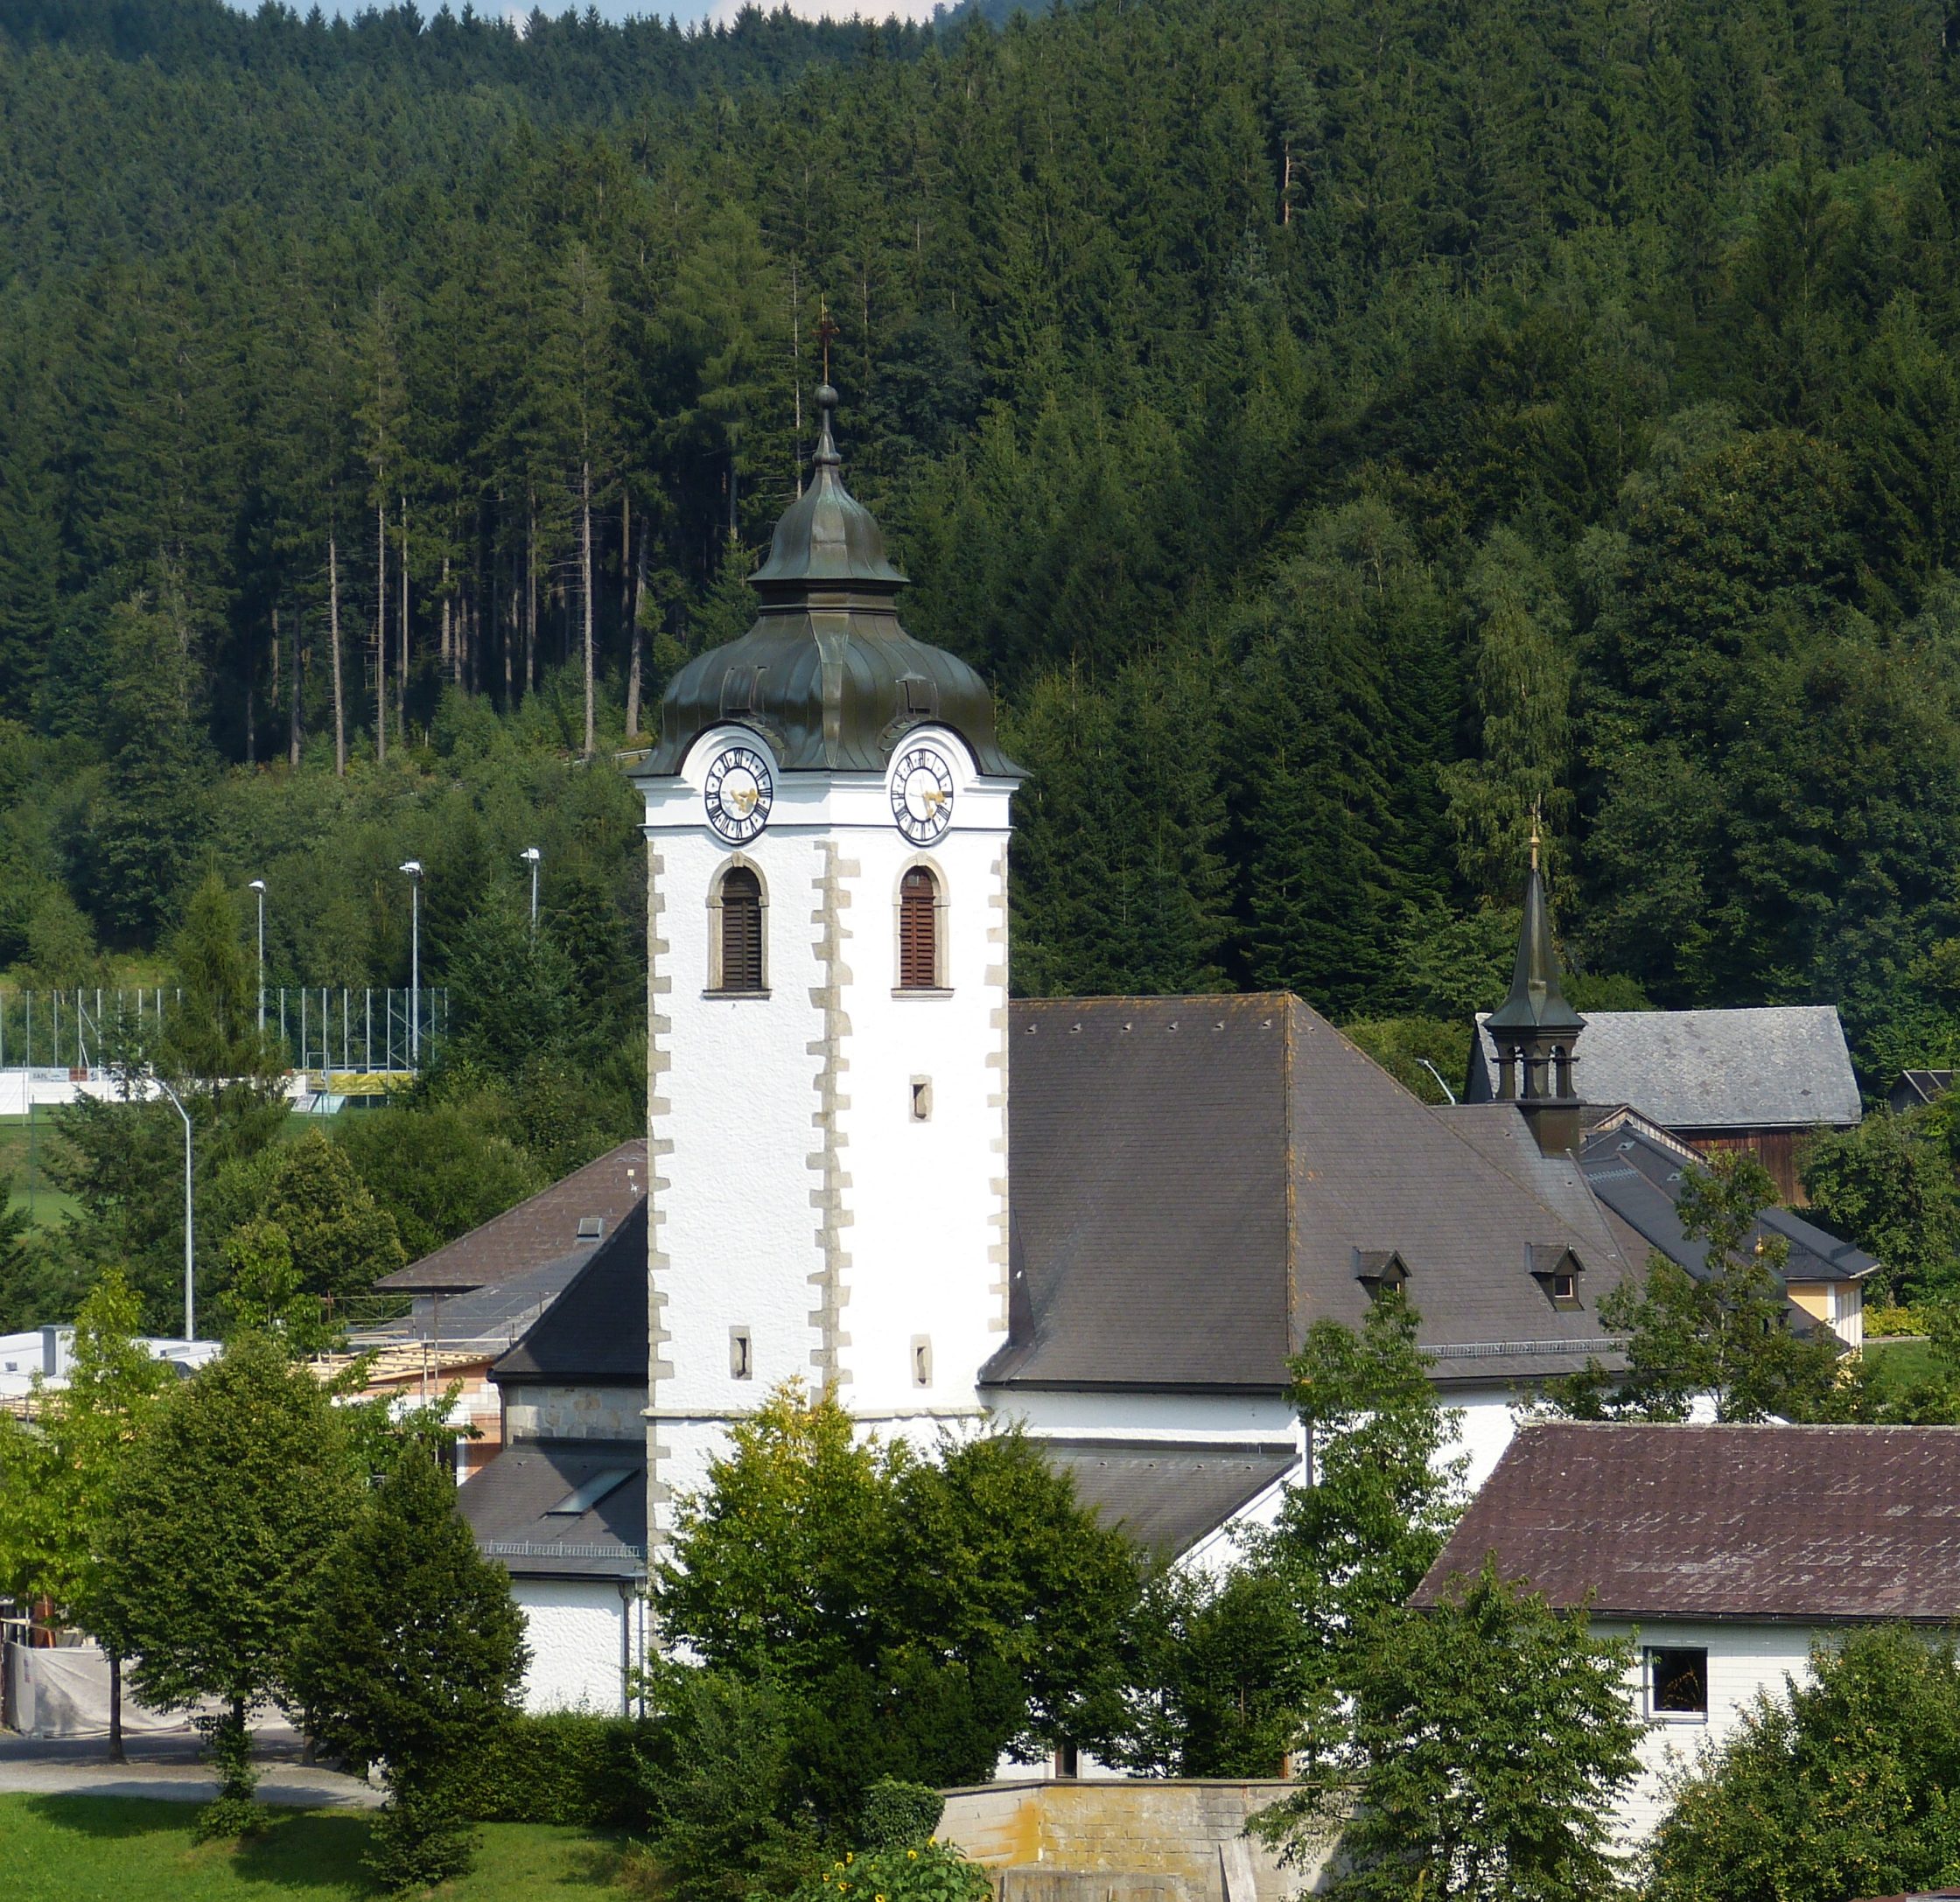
[521,846,541,932]
[248,879,267,1032]
[400,861,423,1066]
[152,1073,195,1340]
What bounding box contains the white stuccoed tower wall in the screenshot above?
[633,386,1019,1549]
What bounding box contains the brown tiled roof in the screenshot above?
[984,996,1642,1394]
[374,1138,646,1294]
[1413,1422,1960,1622]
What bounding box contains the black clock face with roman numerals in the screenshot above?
[704,745,774,843]
[892,745,955,843]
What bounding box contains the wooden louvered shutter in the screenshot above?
[720,867,764,991]
[899,868,938,989]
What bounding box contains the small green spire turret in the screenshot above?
[1486,826,1586,1153]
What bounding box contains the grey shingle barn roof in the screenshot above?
[1468,1006,1861,1131]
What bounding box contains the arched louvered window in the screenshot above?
[899,867,940,990]
[718,865,764,993]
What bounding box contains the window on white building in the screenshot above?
[730,1327,752,1380]
[1647,1647,1709,1720]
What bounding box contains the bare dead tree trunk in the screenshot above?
[397,496,409,737]
[525,493,537,696]
[289,616,304,767]
[440,553,453,682]
[582,452,596,758]
[620,489,631,633]
[626,531,645,741]
[244,632,256,766]
[329,531,346,777]
[374,492,388,764]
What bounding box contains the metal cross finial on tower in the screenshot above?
[1530,799,1543,873]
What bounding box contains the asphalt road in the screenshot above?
[0,1724,381,1808]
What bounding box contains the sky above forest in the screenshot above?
[223,0,945,27]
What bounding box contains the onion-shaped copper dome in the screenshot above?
[642,385,1017,779]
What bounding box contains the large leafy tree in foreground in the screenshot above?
[0,1269,174,1760]
[1648,1626,1960,1902]
[100,1334,356,1829]
[654,1386,1139,1810]
[1256,1558,1643,1902]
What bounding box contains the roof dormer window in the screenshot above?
[1530,1244,1584,1308]
[1354,1248,1411,1298]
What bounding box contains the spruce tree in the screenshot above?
[297,1435,528,1891]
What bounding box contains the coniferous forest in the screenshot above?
[9,0,1960,1172]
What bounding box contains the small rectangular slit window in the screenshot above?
[730,1327,752,1381]
[1647,1647,1708,1719]
[911,1077,932,1122]
[911,1336,933,1388]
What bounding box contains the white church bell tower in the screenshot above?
[633,385,1021,1544]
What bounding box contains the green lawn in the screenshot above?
[1866,1334,1937,1386]
[6,1795,634,1901]
[0,1114,81,1230]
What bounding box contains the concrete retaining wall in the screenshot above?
[939,1780,1321,1902]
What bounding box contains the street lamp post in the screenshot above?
[152,1074,195,1340]
[400,860,423,1066]
[248,879,267,1033]
[521,847,541,933]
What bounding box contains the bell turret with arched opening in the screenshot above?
[1485,834,1586,1156]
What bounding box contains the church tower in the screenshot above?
[1485,835,1586,1156]
[632,387,1020,1543]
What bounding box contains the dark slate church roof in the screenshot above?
[1466,1006,1861,1131]
[1578,1119,1879,1287]
[984,995,1642,1395]
[491,1200,649,1386]
[1047,1440,1298,1555]
[459,1437,646,1578]
[1414,1423,1960,1621]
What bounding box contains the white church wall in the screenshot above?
[510,1577,647,1715]
[1443,1384,1531,1490]
[832,745,1011,1426]
[642,724,1016,1542]
[990,1385,1300,1446]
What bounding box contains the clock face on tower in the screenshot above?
[892,745,955,843]
[703,745,774,843]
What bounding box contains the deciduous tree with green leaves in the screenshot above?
[1256,1558,1643,1902]
[1648,1625,1960,1902]
[1551,1151,1842,1423]
[654,1385,1139,1809]
[0,1269,174,1760]
[1262,1288,1467,1674]
[100,1333,356,1834]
